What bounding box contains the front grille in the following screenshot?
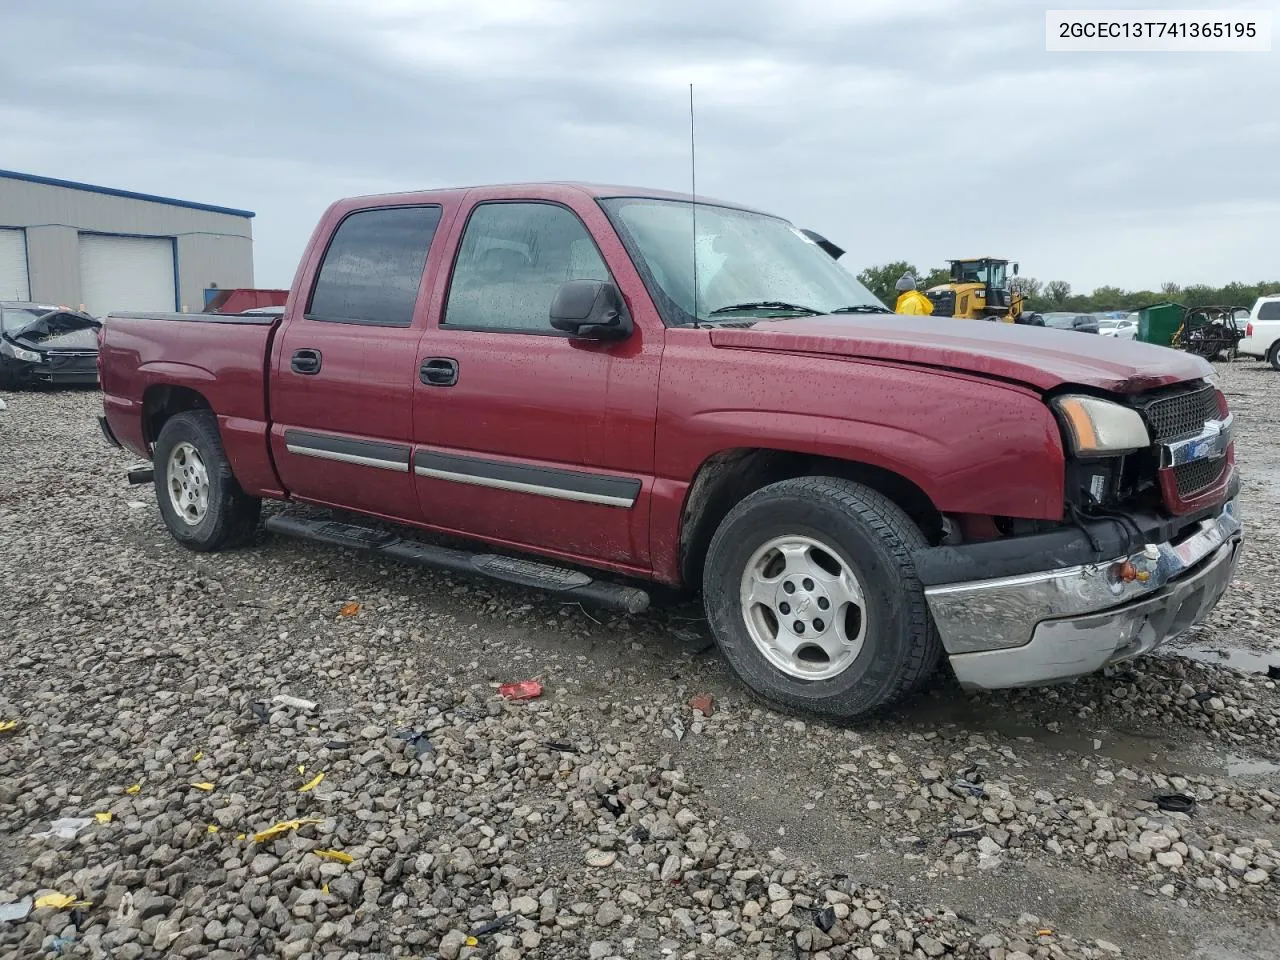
[1142,385,1219,442]
[46,351,97,371]
[1124,382,1228,505]
[1175,457,1227,497]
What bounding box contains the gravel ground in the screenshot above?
[1,361,1278,960]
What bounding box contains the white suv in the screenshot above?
[1238,295,1280,369]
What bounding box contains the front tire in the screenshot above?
[152,411,261,551]
[702,477,941,719]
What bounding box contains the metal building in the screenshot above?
[0,169,254,316]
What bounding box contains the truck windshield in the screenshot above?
[600,198,885,323]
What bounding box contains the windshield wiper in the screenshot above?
[707,301,824,316]
[830,304,893,314]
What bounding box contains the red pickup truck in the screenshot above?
[97,182,1242,718]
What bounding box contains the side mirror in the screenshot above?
[549,280,632,340]
[1012,262,1020,275]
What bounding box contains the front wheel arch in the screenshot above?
[677,448,942,592]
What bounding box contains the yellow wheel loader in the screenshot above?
[924,258,1025,323]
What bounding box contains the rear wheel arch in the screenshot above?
[677,447,943,591]
[142,385,212,448]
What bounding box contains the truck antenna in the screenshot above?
[689,82,700,328]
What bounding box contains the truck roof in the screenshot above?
[341,181,773,217]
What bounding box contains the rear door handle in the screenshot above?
[420,357,458,386]
[291,348,322,375]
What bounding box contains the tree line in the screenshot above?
[856,261,1280,314]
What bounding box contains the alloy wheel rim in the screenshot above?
[167,442,210,525]
[739,534,868,680]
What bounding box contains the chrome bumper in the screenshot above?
[926,500,1242,690]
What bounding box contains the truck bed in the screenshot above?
[98,310,283,495]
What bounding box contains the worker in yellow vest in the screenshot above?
[894,273,934,315]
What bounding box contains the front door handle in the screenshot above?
[291,348,322,375]
[420,357,458,386]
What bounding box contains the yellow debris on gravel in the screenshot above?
[34,893,81,910]
[253,816,323,843]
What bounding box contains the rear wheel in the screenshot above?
[1269,341,1280,371]
[152,411,261,551]
[702,477,941,719]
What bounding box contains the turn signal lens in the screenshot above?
[1111,555,1162,586]
[1114,561,1138,583]
[1110,560,1151,584]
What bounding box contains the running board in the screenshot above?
[264,514,650,615]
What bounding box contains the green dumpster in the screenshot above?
[1136,301,1185,347]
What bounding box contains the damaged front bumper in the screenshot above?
[922,499,1242,691]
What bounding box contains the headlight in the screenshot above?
[1052,395,1150,457]
[5,344,42,363]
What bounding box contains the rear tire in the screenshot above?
[1269,342,1280,372]
[152,411,261,551]
[702,476,942,719]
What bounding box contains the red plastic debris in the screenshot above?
[499,680,543,702]
[689,694,715,716]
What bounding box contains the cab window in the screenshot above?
[307,206,442,326]
[444,202,609,333]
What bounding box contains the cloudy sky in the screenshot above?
[4,0,1277,292]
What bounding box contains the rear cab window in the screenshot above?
[307,206,443,326]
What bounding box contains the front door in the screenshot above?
[410,199,661,571]
[268,204,444,521]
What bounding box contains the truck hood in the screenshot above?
[707,315,1212,393]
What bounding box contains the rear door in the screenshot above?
[268,204,446,521]
[408,195,663,571]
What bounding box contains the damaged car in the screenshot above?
[0,302,102,389]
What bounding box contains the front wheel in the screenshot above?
[152,411,261,551]
[702,477,942,719]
